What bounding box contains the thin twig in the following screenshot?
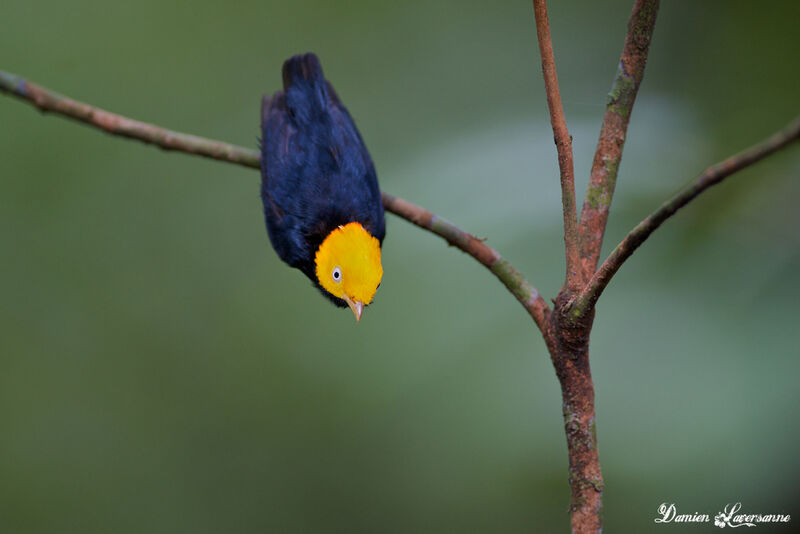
[0,71,262,168]
[0,69,551,332]
[577,0,660,282]
[382,194,550,332]
[570,115,800,317]
[532,0,580,294]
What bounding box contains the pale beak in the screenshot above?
[342,295,364,322]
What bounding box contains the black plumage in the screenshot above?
[260,53,385,305]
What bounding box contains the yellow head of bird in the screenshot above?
[314,222,383,321]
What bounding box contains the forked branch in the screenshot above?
[570,115,800,317]
[0,69,551,332]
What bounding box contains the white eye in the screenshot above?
[332,266,342,283]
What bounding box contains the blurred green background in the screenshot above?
[2,0,799,532]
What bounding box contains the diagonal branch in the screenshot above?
[532,0,580,294]
[569,115,800,317]
[382,194,550,332]
[0,69,551,333]
[0,71,262,168]
[578,0,660,282]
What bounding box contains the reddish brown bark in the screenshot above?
[540,295,602,534]
[532,0,581,293]
[578,0,660,282]
[530,1,606,531]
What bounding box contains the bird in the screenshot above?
[260,53,385,322]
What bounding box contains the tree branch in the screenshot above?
[532,4,604,532]
[0,71,262,168]
[532,0,580,294]
[570,115,800,317]
[0,69,551,333]
[382,194,550,331]
[577,0,659,282]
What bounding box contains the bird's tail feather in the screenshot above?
[281,53,329,122]
[282,53,324,90]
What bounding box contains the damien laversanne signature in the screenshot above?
[655,502,791,528]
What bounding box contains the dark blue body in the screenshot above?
[260,53,385,302]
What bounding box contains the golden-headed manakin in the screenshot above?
[260,53,385,321]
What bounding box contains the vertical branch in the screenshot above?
[577,0,660,281]
[551,339,603,534]
[532,0,581,294]
[546,291,603,534]
[533,3,605,532]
